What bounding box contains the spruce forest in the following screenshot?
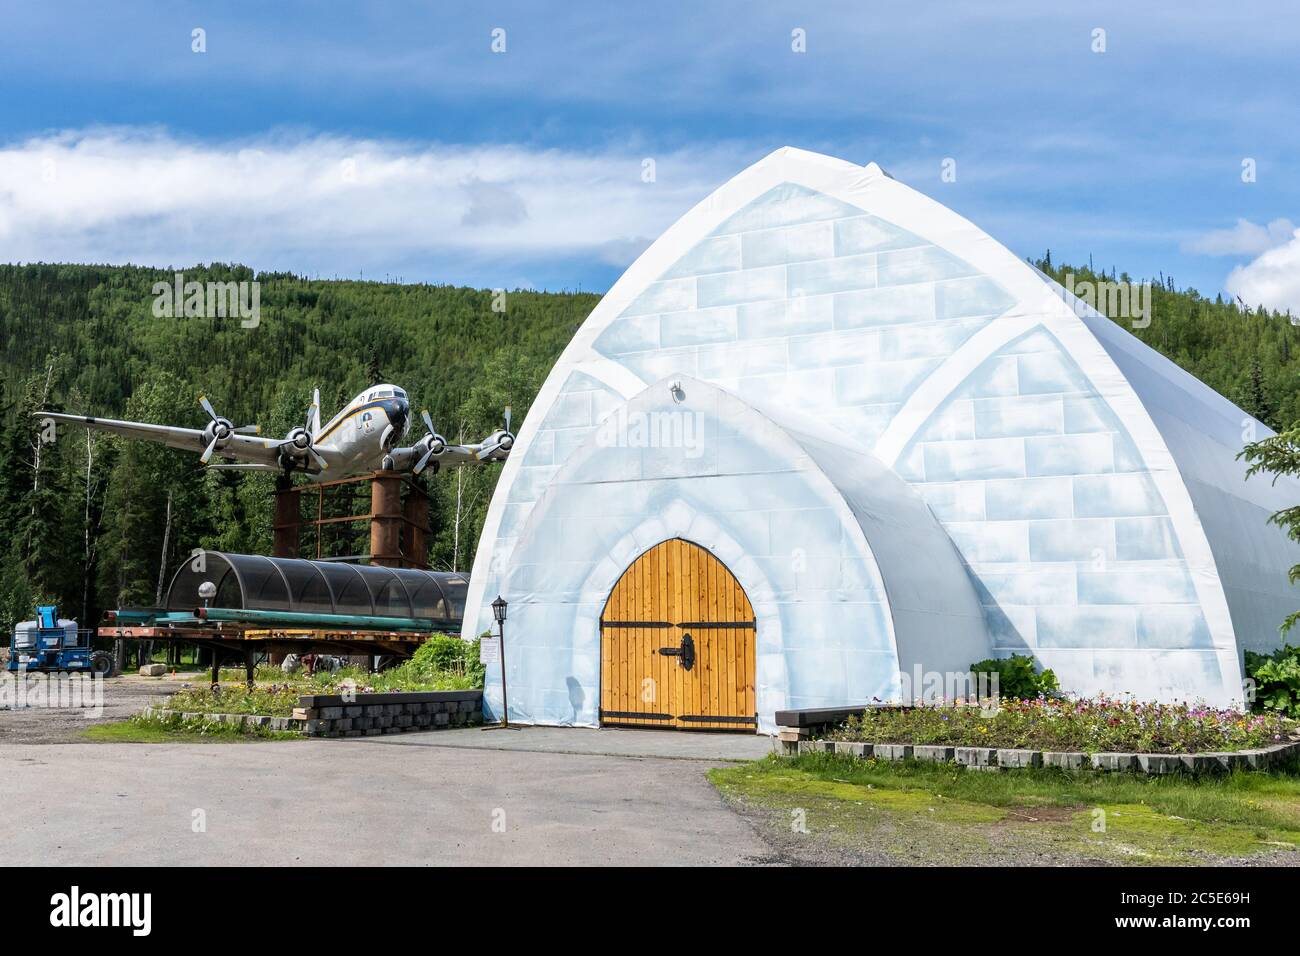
[0,258,1295,635]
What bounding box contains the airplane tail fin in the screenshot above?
[310,388,322,439]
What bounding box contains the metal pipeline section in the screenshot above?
[193,606,443,633]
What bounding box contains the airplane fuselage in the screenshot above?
[310,383,411,476]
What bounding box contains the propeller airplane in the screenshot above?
[38,384,514,480]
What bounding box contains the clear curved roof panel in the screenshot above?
[165,552,469,624]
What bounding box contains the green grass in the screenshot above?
[83,712,301,743]
[709,753,1300,865]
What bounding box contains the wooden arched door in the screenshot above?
[600,538,756,731]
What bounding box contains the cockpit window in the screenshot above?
[376,389,394,398]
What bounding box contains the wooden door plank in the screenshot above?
[705,550,718,717]
[641,542,652,715]
[655,540,669,718]
[681,538,691,733]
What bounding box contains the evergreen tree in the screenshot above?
[1242,431,1300,632]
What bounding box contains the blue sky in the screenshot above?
[1,1,1298,307]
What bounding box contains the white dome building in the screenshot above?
[463,147,1300,733]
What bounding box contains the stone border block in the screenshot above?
[785,736,1300,776]
[1091,752,1138,771]
[834,741,872,758]
[1042,751,1088,771]
[145,689,484,739]
[954,747,998,768]
[1136,753,1181,774]
[874,743,913,761]
[913,745,955,762]
[997,749,1041,769]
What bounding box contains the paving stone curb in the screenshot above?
[779,731,1300,774]
[143,689,484,738]
[142,707,302,733]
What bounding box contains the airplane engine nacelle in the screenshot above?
[423,432,447,457]
[202,417,234,451]
[285,426,311,453]
[278,426,323,470]
[484,429,513,452]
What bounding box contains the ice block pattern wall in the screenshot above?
[479,380,907,731]
[471,181,1017,637]
[592,183,1018,447]
[895,327,1220,700]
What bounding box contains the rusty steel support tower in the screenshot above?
[272,472,432,569]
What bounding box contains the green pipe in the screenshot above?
[194,606,445,632]
[153,612,202,625]
[106,608,165,625]
[105,609,201,626]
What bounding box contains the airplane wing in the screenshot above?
[385,409,513,475]
[439,441,510,464]
[381,439,509,474]
[37,412,295,469]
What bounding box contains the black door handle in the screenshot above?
[658,633,695,671]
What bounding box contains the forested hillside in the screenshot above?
[1036,255,1300,427]
[0,263,596,633]
[0,259,1296,635]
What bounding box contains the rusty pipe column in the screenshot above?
[272,483,301,559]
[370,474,403,567]
[402,481,431,569]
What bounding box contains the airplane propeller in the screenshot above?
[412,410,447,475]
[198,395,259,464]
[277,398,328,471]
[475,406,514,460]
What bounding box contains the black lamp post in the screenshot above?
[491,595,509,728]
[199,581,219,689]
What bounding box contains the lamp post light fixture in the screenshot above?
[198,581,219,690]
[488,595,512,730]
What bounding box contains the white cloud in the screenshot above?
[0,128,747,284]
[1226,229,1300,314]
[1183,217,1296,256]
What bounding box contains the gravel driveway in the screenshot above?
[0,674,189,745]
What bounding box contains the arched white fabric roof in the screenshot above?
[468,146,1300,716]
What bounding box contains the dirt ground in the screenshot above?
[0,673,194,744]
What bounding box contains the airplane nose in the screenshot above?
[383,398,409,433]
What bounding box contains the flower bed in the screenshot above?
[824,696,1296,755]
[164,635,485,717]
[166,683,304,717]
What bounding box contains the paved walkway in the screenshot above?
[373,724,778,761]
[2,728,777,866]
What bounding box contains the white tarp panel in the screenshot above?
[468,147,1296,726]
